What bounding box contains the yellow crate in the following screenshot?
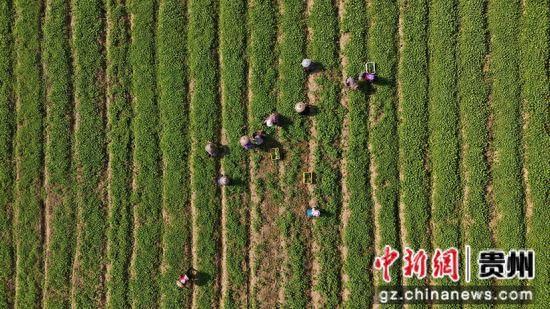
[365,61,376,74]
[303,172,314,184]
[270,147,280,161]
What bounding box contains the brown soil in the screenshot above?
[307,69,321,309]
[250,158,283,309]
[339,114,351,304]
[337,0,351,301]
[521,107,533,234]
[219,127,229,305]
[486,91,497,247]
[396,0,409,264]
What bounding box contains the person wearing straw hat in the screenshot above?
[345,76,359,90]
[240,135,254,150]
[301,58,313,73]
[205,141,219,157]
[264,112,280,128]
[216,175,230,186]
[295,101,309,115]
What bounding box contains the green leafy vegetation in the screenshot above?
[367,0,401,287]
[70,0,107,306]
[188,0,220,305]
[456,0,491,296]
[487,0,524,259]
[13,0,43,306]
[0,1,13,307]
[0,0,546,306]
[520,0,549,306]
[340,0,374,307]
[308,0,343,306]
[157,0,191,307]
[42,0,75,307]
[427,0,460,267]
[219,0,249,307]
[104,0,132,307]
[128,0,162,307]
[397,0,430,254]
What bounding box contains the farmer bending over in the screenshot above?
[306,207,321,218]
[205,141,219,157]
[295,102,309,115]
[240,136,254,150]
[345,76,359,90]
[264,112,280,128]
[177,268,197,288]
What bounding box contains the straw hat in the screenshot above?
[295,102,307,113]
[301,58,312,68]
[240,136,251,147]
[205,142,217,154]
[218,176,230,186]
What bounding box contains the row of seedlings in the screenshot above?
[70,0,108,306]
[340,0,374,307]
[456,0,492,300]
[42,0,75,307]
[0,1,14,306]
[128,0,162,307]
[104,0,133,307]
[397,0,430,273]
[187,0,221,306]
[519,0,549,306]
[367,0,401,292]
[219,0,249,307]
[157,0,192,307]
[13,0,44,306]
[427,0,461,293]
[487,0,525,291]
[308,0,343,306]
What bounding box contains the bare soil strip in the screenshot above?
[337,0,350,304]
[396,0,408,253]
[189,146,199,308]
[187,79,199,307]
[306,53,323,309]
[304,0,322,307]
[219,128,228,305]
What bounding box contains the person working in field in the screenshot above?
[240,135,254,150]
[295,101,309,115]
[345,76,359,90]
[216,175,230,186]
[176,268,197,288]
[306,206,321,218]
[359,71,376,83]
[301,58,313,73]
[205,141,219,157]
[264,112,280,128]
[252,130,266,146]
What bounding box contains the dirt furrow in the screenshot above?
[219,127,228,305]
[305,0,320,307]
[337,0,350,304]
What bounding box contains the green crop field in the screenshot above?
[0,0,547,308]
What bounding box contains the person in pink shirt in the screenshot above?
[176,268,197,288]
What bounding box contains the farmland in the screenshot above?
[0,0,548,307]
